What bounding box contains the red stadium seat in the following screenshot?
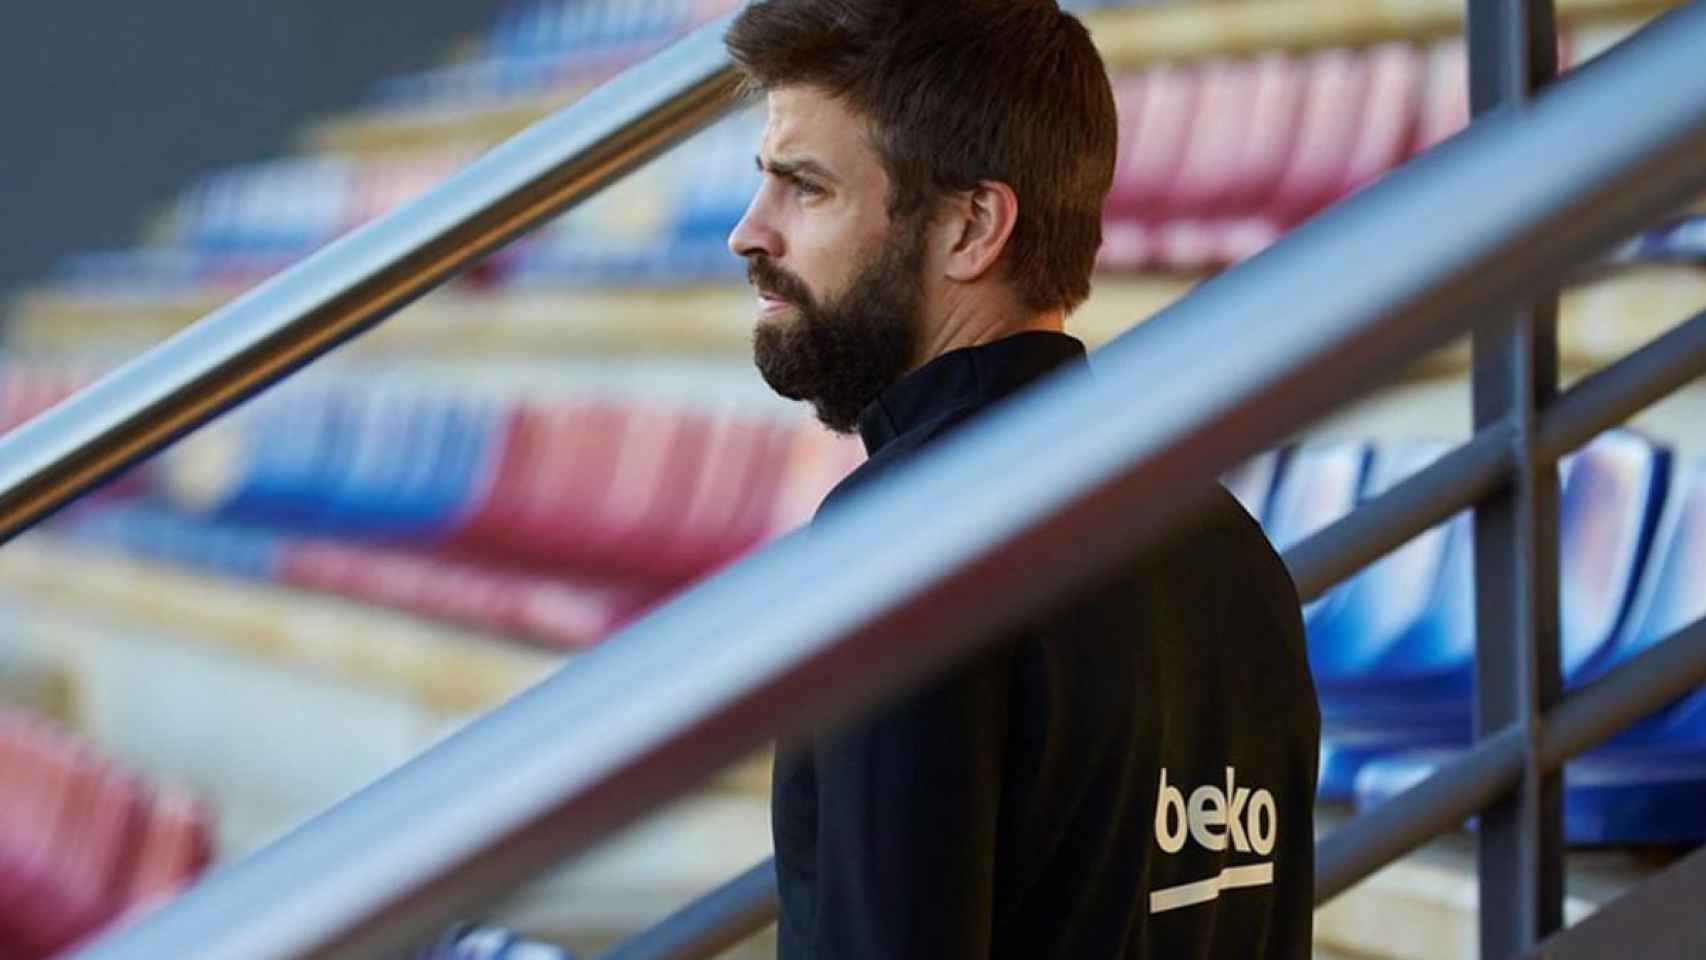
[1413,39,1469,154]
[715,418,800,569]
[121,786,213,910]
[1101,73,1155,270]
[1337,43,1424,196]
[1104,73,1150,222]
[12,761,142,956]
[1264,47,1369,225]
[1166,59,1257,217]
[672,413,775,576]
[0,726,78,944]
[1227,53,1307,213]
[451,401,623,571]
[1113,63,1200,226]
[0,714,210,959]
[766,427,865,536]
[598,405,709,575]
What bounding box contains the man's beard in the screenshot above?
[748,228,925,434]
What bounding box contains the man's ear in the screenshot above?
[939,180,1019,284]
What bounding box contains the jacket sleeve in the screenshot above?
[806,652,1009,958]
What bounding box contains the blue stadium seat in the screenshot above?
[1311,431,1667,800]
[1220,447,1286,524]
[1308,443,1454,686]
[1577,457,1706,758]
[59,503,285,581]
[1261,441,1369,635]
[163,380,505,540]
[1265,441,1368,552]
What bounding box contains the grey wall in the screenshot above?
[0,0,508,300]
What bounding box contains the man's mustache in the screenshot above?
[746,257,815,310]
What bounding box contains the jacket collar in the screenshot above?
[857,330,1087,455]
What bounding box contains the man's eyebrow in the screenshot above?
[755,155,840,184]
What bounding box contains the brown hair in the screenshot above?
[726,0,1118,314]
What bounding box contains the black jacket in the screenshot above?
[772,331,1319,959]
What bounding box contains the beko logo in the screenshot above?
[1149,768,1278,915]
[1154,767,1278,856]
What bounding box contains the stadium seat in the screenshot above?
[1308,443,1454,686]
[0,713,211,958]
[1220,448,1285,523]
[1336,43,1423,196]
[1262,48,1367,225]
[1314,432,1669,801]
[1578,457,1706,756]
[1261,440,1369,630]
[121,787,213,909]
[168,381,504,540]
[1413,40,1469,153]
[1115,63,1199,226]
[1152,59,1255,268]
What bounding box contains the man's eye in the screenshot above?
[793,179,825,198]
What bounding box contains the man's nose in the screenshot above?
[728,194,781,261]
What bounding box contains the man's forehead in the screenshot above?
[758,87,876,169]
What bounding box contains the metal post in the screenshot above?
[598,860,778,960]
[1467,1,1564,954]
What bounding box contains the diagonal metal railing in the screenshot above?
[7,1,1702,957]
[0,14,744,544]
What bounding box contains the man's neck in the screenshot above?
[911,294,1066,373]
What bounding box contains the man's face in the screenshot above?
[729,86,927,433]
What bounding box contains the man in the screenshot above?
[724,2,1320,957]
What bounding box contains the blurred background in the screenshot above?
[1,1,1704,957]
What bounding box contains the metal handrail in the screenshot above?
[34,2,1706,957]
[0,13,741,545]
[599,860,779,960]
[1290,304,1706,604]
[1317,613,1706,903]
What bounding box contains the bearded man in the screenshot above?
[724,2,1320,957]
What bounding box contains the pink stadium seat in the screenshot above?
[1096,219,1153,272]
[1101,74,1155,270]
[0,727,78,937]
[672,414,774,575]
[1115,63,1200,224]
[280,539,647,648]
[766,427,865,536]
[451,401,623,572]
[12,761,141,956]
[0,372,67,436]
[1213,216,1286,264]
[1152,220,1224,271]
[1336,42,1423,196]
[1103,73,1150,221]
[447,402,815,584]
[1264,47,1369,225]
[597,405,705,574]
[523,402,627,569]
[715,419,800,568]
[1226,53,1307,212]
[1166,59,1257,217]
[0,714,210,960]
[121,787,213,910]
[1413,39,1469,153]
